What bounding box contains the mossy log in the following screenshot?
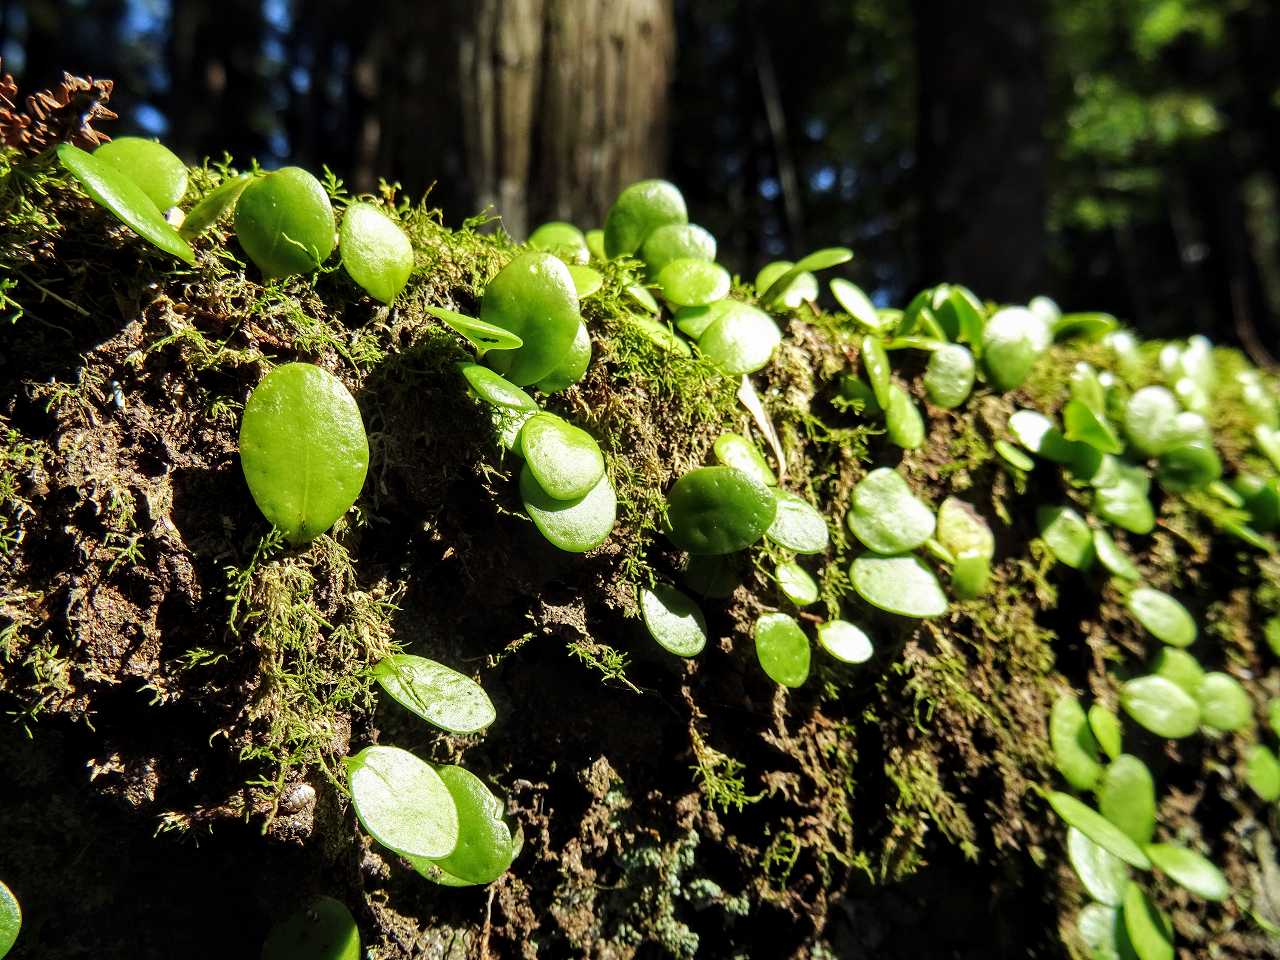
[1,148,1278,959]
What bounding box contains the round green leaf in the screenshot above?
[1272,697,1280,737]
[766,490,830,554]
[1093,529,1140,581]
[847,468,935,555]
[1069,827,1130,906]
[698,301,782,375]
[1051,694,1105,791]
[534,320,592,393]
[1093,477,1156,535]
[923,344,976,409]
[528,221,588,263]
[518,413,605,502]
[816,620,873,664]
[754,612,811,688]
[604,179,687,257]
[1046,792,1151,870]
[1145,843,1228,902]
[1089,704,1124,761]
[674,300,732,340]
[481,252,582,385]
[1120,676,1200,739]
[884,384,925,449]
[776,561,818,606]
[1098,755,1156,846]
[641,222,716,274]
[459,362,538,450]
[759,248,852,307]
[1122,883,1173,960]
[346,745,459,859]
[410,765,515,886]
[585,228,605,260]
[640,584,707,658]
[338,202,414,304]
[830,278,888,333]
[1039,506,1096,570]
[714,432,776,487]
[1127,589,1196,648]
[372,654,496,734]
[950,552,991,600]
[519,466,616,553]
[1124,387,1180,458]
[935,497,994,560]
[1152,648,1205,697]
[234,166,336,278]
[849,554,949,619]
[0,880,18,959]
[665,466,777,555]
[57,143,196,264]
[756,261,817,309]
[1077,903,1121,960]
[1157,436,1222,493]
[94,136,188,209]
[1195,672,1252,732]
[262,896,360,960]
[239,363,369,545]
[179,172,253,239]
[566,264,603,299]
[981,306,1051,391]
[1245,744,1280,802]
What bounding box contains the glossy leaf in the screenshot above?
[766,490,829,554]
[936,285,985,346]
[776,561,819,606]
[1069,827,1130,907]
[1077,904,1122,960]
[923,344,976,408]
[1245,744,1280,802]
[1151,648,1205,697]
[1145,844,1228,901]
[261,896,360,960]
[410,766,515,886]
[535,320,592,392]
[1054,311,1118,341]
[234,166,336,277]
[830,278,889,333]
[995,440,1035,471]
[847,468,936,555]
[94,136,189,209]
[1157,440,1221,493]
[756,261,817,309]
[675,300,731,339]
[981,306,1050,391]
[861,335,892,407]
[656,257,730,307]
[1008,409,1080,463]
[1098,755,1156,845]
[519,413,605,501]
[760,247,852,307]
[1093,529,1140,581]
[849,554,949,618]
[627,283,661,314]
[372,654,496,734]
[698,302,782,375]
[57,143,196,264]
[179,172,253,239]
[1089,705,1124,761]
[459,363,538,450]
[641,222,716,274]
[884,384,925,449]
[935,497,994,560]
[754,612,811,687]
[528,221,588,263]
[1039,505,1096,570]
[950,553,991,599]
[1127,589,1196,648]
[1064,399,1124,454]
[346,745,458,859]
[1120,676,1200,739]
[428,306,525,354]
[1093,477,1156,535]
[665,466,777,555]
[0,881,17,960]
[1122,883,1173,960]
[640,584,708,658]
[1195,672,1252,731]
[1046,792,1151,869]
[714,432,776,487]
[481,252,582,385]
[519,467,616,553]
[1051,694,1105,791]
[1124,387,1180,458]
[816,620,873,664]
[339,202,414,303]
[239,363,369,545]
[603,179,687,257]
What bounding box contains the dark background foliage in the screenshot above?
[4,0,1279,354]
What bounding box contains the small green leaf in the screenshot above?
[239,363,369,545]
[884,383,925,449]
[640,584,708,658]
[656,257,730,307]
[766,490,830,554]
[459,362,538,450]
[1127,589,1196,648]
[1152,648,1205,696]
[937,285,985,346]
[1069,827,1130,906]
[1008,409,1078,462]
[1051,694,1105,791]
[1089,705,1124,761]
[179,172,253,239]
[1039,506,1096,570]
[1077,903,1122,960]
[57,143,196,264]
[714,432,776,487]
[1053,311,1118,341]
[1094,477,1156,535]
[830,278,890,333]
[339,202,414,304]
[846,468,936,555]
[94,136,189,209]
[528,221,588,263]
[604,179,687,257]
[519,467,616,553]
[627,282,661,314]
[754,612,811,687]
[776,561,819,606]
[1157,439,1222,492]
[923,344,976,408]
[1120,676,1200,739]
[675,300,732,339]
[1046,792,1151,869]
[665,466,777,555]
[519,413,605,501]
[756,261,817,309]
[428,306,525,353]
[816,620,873,664]
[0,880,18,960]
[1098,755,1156,845]
[534,320,592,393]
[950,553,991,599]
[1064,398,1124,454]
[1124,387,1181,458]
[981,306,1050,391]
[1122,883,1173,960]
[1195,672,1252,732]
[347,745,459,859]
[409,765,515,886]
[1144,844,1229,902]
[1093,529,1140,581]
[760,247,852,307]
[995,440,1034,471]
[262,896,360,960]
[1245,744,1280,802]
[849,554,949,618]
[698,302,782,375]
[641,222,716,274]
[585,229,605,259]
[935,497,994,560]
[481,252,582,385]
[234,166,336,277]
[861,335,892,408]
[372,654,496,734]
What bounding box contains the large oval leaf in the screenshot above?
[816,620,873,664]
[640,584,707,658]
[262,896,360,960]
[641,222,716,274]
[94,136,188,209]
[57,143,196,264]
[1127,588,1196,648]
[754,612,810,688]
[846,468,935,555]
[849,554,948,618]
[1098,755,1156,845]
[698,302,782,375]
[346,745,459,859]
[1046,792,1151,869]
[1120,676,1200,739]
[239,363,369,545]
[1038,505,1096,570]
[1144,843,1229,901]
[519,413,605,501]
[1051,694,1104,791]
[656,257,730,307]
[410,765,515,886]
[519,466,616,553]
[665,466,777,555]
[339,202,415,304]
[372,654,496,734]
[766,490,829,554]
[1122,883,1173,960]
[1195,672,1252,731]
[481,252,582,385]
[603,179,687,258]
[234,166,336,278]
[1068,827,1129,906]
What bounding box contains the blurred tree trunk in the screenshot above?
[912,0,1047,301]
